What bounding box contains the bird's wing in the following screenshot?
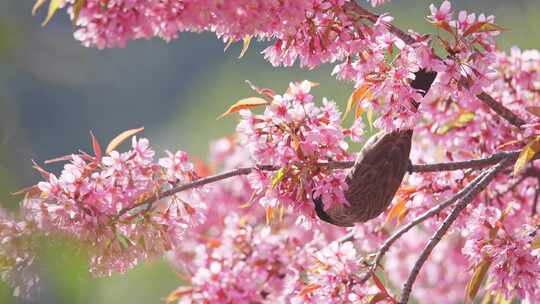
[321,129,412,226]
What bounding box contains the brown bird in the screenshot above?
[314,69,436,227]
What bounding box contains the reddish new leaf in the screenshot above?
[463,21,505,37]
[343,84,372,120]
[434,20,455,36]
[369,293,388,304]
[385,196,408,225]
[245,80,275,98]
[165,286,193,304]
[90,131,102,160]
[44,154,75,164]
[298,284,321,296]
[370,270,395,302]
[11,185,40,197]
[218,97,269,119]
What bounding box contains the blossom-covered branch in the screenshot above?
[119,149,531,218]
[349,1,526,129]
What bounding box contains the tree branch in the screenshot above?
[349,3,416,45]
[356,167,491,285]
[371,167,491,270]
[477,92,525,128]
[117,151,525,217]
[411,150,520,172]
[398,158,511,304]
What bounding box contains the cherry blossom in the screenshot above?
[9,0,540,303]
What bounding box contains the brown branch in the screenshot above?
[117,166,259,217]
[533,177,540,216]
[117,151,525,218]
[371,167,491,269]
[356,167,491,285]
[350,1,527,129]
[477,92,525,128]
[349,3,416,45]
[398,158,511,304]
[411,150,521,172]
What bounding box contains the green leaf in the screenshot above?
[465,259,492,304]
[32,0,48,16]
[115,231,133,250]
[238,35,252,58]
[480,291,511,304]
[42,0,63,26]
[271,167,288,188]
[456,112,475,124]
[514,135,540,175]
[531,235,540,249]
[223,36,234,52]
[366,107,374,131]
[437,112,475,135]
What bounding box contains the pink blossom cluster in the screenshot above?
[193,136,263,233]
[57,0,516,132]
[236,81,356,226]
[169,213,379,304]
[331,25,438,130]
[72,0,312,50]
[462,205,540,302]
[286,240,381,303]
[59,0,439,131]
[52,0,533,136]
[169,213,312,303]
[425,0,501,95]
[67,0,398,67]
[22,136,205,276]
[419,2,529,156]
[0,209,40,299]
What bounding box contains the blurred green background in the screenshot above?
[0,0,539,303]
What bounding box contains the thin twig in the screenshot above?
[117,166,257,217]
[336,230,356,244]
[398,158,511,304]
